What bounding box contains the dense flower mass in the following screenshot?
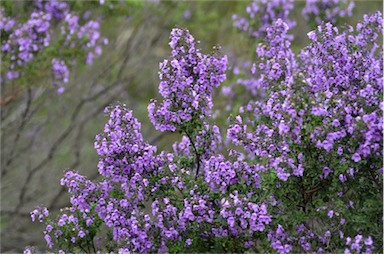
[302,0,355,25]
[232,0,295,39]
[227,12,382,253]
[34,0,69,20]
[148,28,227,132]
[25,6,382,254]
[300,12,383,163]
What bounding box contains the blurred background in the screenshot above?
[0,0,382,252]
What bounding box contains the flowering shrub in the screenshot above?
[303,0,355,26]
[232,0,295,39]
[225,0,356,109]
[26,10,382,254]
[233,0,355,39]
[227,12,383,253]
[0,1,107,93]
[1,10,51,81]
[148,28,227,132]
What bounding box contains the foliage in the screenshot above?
[0,0,143,94]
[18,0,383,253]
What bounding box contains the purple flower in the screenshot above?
[52,58,69,93]
[278,121,289,135]
[227,216,235,228]
[24,14,383,252]
[364,236,373,246]
[23,248,33,254]
[233,0,296,39]
[148,28,227,132]
[120,199,128,207]
[46,224,53,232]
[30,207,49,222]
[78,231,86,238]
[34,0,69,20]
[303,0,355,25]
[323,167,332,179]
[44,234,53,248]
[339,174,347,183]
[185,238,192,246]
[351,153,361,162]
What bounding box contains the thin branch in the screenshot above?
[2,88,32,177]
[184,130,201,180]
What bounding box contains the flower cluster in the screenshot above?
[60,14,108,65]
[300,12,383,163]
[52,58,69,93]
[227,12,382,253]
[232,0,295,39]
[95,104,161,203]
[33,171,104,252]
[219,193,272,237]
[344,235,374,254]
[268,225,292,254]
[255,19,297,89]
[223,5,297,113]
[30,207,49,223]
[34,0,69,20]
[227,19,302,183]
[148,28,227,132]
[226,0,356,110]
[303,0,355,25]
[1,2,108,93]
[27,11,383,253]
[204,155,262,193]
[1,11,51,80]
[28,105,164,252]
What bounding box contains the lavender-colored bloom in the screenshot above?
[364,236,373,246]
[278,121,289,135]
[233,0,296,39]
[61,14,108,66]
[34,0,69,20]
[30,207,49,222]
[25,13,383,252]
[322,167,332,179]
[52,58,69,93]
[44,234,53,248]
[225,11,382,253]
[23,248,33,254]
[339,174,347,183]
[46,224,53,232]
[351,153,361,162]
[185,238,192,246]
[303,0,355,25]
[2,11,51,81]
[148,28,227,132]
[77,231,85,238]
